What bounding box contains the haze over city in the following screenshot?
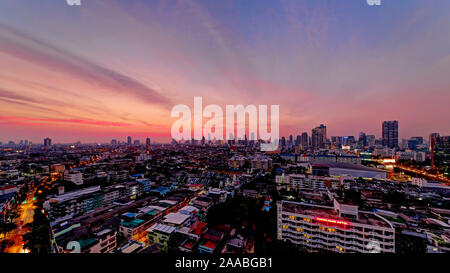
[0,0,449,143]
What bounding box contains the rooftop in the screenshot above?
[313,161,386,173]
[146,223,176,234]
[163,212,190,225]
[280,200,392,228]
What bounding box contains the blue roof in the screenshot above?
[123,212,136,218]
[150,187,169,194]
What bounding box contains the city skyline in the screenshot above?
[1,0,450,143]
[0,119,445,145]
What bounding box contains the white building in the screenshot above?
[275,174,342,191]
[277,200,395,253]
[64,170,84,185]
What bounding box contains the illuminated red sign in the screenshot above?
[315,217,350,227]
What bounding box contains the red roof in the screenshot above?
[201,240,217,250]
[0,185,17,190]
[190,221,207,237]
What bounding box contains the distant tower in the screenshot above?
[127,136,132,145]
[44,137,52,147]
[382,121,398,148]
[312,124,326,149]
[301,132,308,149]
[429,133,440,169]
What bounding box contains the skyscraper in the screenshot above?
[429,133,440,151]
[127,136,132,145]
[44,137,52,147]
[146,138,151,146]
[358,132,367,147]
[295,135,301,146]
[382,121,398,148]
[312,124,326,149]
[331,136,343,148]
[433,136,450,176]
[301,132,308,149]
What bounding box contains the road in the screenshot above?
[395,164,450,186]
[3,191,36,253]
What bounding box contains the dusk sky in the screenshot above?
[0,0,449,143]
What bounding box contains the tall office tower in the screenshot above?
[312,124,327,149]
[111,139,117,145]
[382,120,398,148]
[301,132,308,149]
[433,136,450,175]
[358,132,367,147]
[343,136,356,147]
[127,136,132,145]
[281,136,286,147]
[146,137,151,147]
[296,135,301,146]
[289,135,293,146]
[429,133,440,152]
[44,137,52,147]
[407,138,419,150]
[331,136,343,148]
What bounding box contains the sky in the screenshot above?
[0,0,449,144]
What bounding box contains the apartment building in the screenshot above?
[277,199,395,253]
[275,174,342,191]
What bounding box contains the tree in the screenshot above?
[23,209,51,253]
[396,234,426,253]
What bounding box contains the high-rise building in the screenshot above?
[127,136,132,145]
[111,139,118,145]
[277,200,395,253]
[358,132,367,148]
[343,136,356,147]
[429,133,440,151]
[382,121,398,148]
[433,136,450,175]
[295,135,301,146]
[281,137,286,147]
[301,132,308,149]
[133,140,140,146]
[44,137,52,147]
[331,136,343,148]
[312,124,327,149]
[146,138,151,147]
